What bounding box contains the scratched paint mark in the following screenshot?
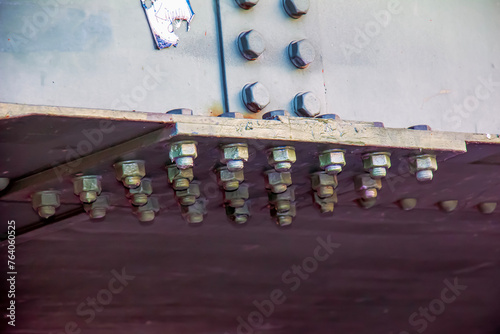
[141,0,195,49]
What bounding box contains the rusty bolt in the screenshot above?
[319,149,346,175]
[354,174,382,199]
[268,187,295,213]
[242,82,270,113]
[132,197,160,222]
[226,202,250,224]
[399,198,417,211]
[313,191,338,213]
[238,30,265,60]
[235,0,259,10]
[166,163,194,190]
[113,160,146,189]
[84,195,110,219]
[181,200,206,224]
[283,0,309,18]
[294,92,320,117]
[271,202,296,227]
[362,152,391,179]
[264,170,292,194]
[311,171,338,198]
[439,200,458,213]
[288,39,315,69]
[478,202,497,214]
[216,166,245,191]
[409,154,438,182]
[126,178,153,206]
[169,140,197,170]
[73,175,102,204]
[175,182,201,206]
[220,143,249,172]
[267,146,296,172]
[32,190,60,219]
[224,184,249,208]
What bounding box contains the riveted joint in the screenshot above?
[181,200,206,224]
[226,202,251,224]
[32,190,60,219]
[220,143,249,172]
[73,175,102,204]
[169,140,197,170]
[113,160,146,189]
[271,202,296,227]
[362,152,391,179]
[166,164,194,190]
[409,154,438,182]
[319,149,346,175]
[84,195,110,219]
[311,171,338,198]
[354,174,382,199]
[132,197,160,223]
[175,182,201,206]
[313,191,338,213]
[224,184,249,208]
[126,178,153,206]
[267,146,296,172]
[265,170,292,194]
[216,166,244,191]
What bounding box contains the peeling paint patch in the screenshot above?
[141,0,195,49]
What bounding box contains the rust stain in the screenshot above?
[207,102,223,117]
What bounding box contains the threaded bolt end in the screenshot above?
[229,198,245,208]
[123,176,142,189]
[370,167,387,179]
[173,178,190,190]
[233,214,248,224]
[325,164,342,175]
[274,162,292,172]
[132,193,149,206]
[38,206,56,219]
[320,203,334,213]
[363,188,378,199]
[271,184,287,194]
[317,186,334,198]
[275,200,291,213]
[187,213,203,224]
[175,156,194,169]
[138,211,155,222]
[227,160,244,172]
[277,215,292,226]
[179,196,196,206]
[416,170,434,182]
[89,208,106,219]
[224,181,240,191]
[79,191,97,204]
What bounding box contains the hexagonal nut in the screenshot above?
[362,152,391,179]
[113,160,146,189]
[354,174,382,199]
[238,30,265,60]
[73,175,102,203]
[176,182,201,206]
[311,172,338,198]
[84,195,111,219]
[267,146,296,172]
[271,202,296,227]
[288,39,315,69]
[226,202,251,224]
[242,82,270,113]
[264,170,292,194]
[216,166,245,191]
[32,190,60,218]
[224,184,249,208]
[126,178,153,206]
[268,187,295,213]
[132,197,160,222]
[235,0,259,10]
[169,141,197,170]
[181,200,206,224]
[313,191,338,213]
[319,149,346,175]
[294,92,320,117]
[166,164,194,190]
[283,0,309,19]
[220,143,249,172]
[409,154,438,182]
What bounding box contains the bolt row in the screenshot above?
[235,0,310,19]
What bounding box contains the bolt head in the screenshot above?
[399,198,417,211]
[166,164,194,189]
[84,195,111,218]
[363,152,391,178]
[242,82,270,113]
[32,190,60,211]
[38,206,56,219]
[358,198,377,209]
[294,92,320,117]
[113,160,146,187]
[169,141,197,169]
[267,146,296,172]
[238,30,265,60]
[73,175,102,200]
[138,210,156,222]
[288,39,315,69]
[235,0,259,10]
[265,170,292,193]
[220,143,249,169]
[89,207,107,219]
[283,0,310,18]
[133,197,160,221]
[176,183,201,205]
[0,177,9,191]
[311,172,338,193]
[217,167,244,190]
[409,154,437,182]
[439,200,458,213]
[79,191,98,204]
[478,202,497,214]
[319,149,346,174]
[313,192,337,212]
[277,215,293,227]
[126,178,153,197]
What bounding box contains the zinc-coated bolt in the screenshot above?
[283,0,309,19]
[294,92,320,117]
[362,152,391,179]
[399,198,417,211]
[264,170,292,194]
[169,140,198,170]
[439,200,458,213]
[32,190,60,219]
[132,197,160,222]
[224,184,249,208]
[73,175,102,204]
[271,202,296,227]
[175,182,201,206]
[216,166,245,191]
[288,39,315,69]
[220,143,249,172]
[319,149,346,175]
[313,191,338,213]
[235,0,259,10]
[0,177,9,191]
[126,178,153,206]
[354,174,382,200]
[113,160,146,189]
[268,187,295,213]
[242,82,270,113]
[238,30,265,60]
[267,146,296,172]
[226,202,251,224]
[84,195,110,219]
[311,171,338,198]
[166,163,194,190]
[478,202,497,214]
[181,200,206,224]
[409,154,438,182]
